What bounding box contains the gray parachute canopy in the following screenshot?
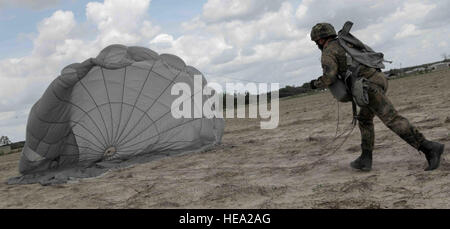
[8,44,224,185]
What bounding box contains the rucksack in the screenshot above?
[328,21,391,124]
[338,21,390,70]
[329,21,391,104]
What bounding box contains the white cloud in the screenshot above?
[394,24,422,40]
[150,34,175,46]
[0,10,82,118]
[140,20,161,39]
[201,0,285,23]
[150,33,232,70]
[86,0,158,47]
[295,4,307,19]
[0,111,15,121]
[388,1,435,22]
[86,0,150,31]
[177,1,318,86]
[33,10,77,57]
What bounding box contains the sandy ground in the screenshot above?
[1,69,449,209]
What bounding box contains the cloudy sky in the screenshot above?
[1,0,449,141]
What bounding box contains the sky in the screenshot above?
[1,0,449,142]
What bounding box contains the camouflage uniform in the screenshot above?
[310,22,444,171]
[314,39,426,151]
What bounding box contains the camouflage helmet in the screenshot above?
[310,23,337,41]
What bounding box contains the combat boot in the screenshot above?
[350,149,372,171]
[419,140,445,171]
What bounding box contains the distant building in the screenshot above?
[430,62,450,71]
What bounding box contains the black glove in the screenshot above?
[310,79,317,89]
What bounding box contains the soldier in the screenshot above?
[309,22,445,171]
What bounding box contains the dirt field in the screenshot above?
[1,69,449,209]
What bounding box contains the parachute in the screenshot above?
[8,44,224,185]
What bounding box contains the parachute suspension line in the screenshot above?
[118,83,207,149]
[334,100,340,138]
[113,62,156,146]
[305,108,357,170]
[329,101,358,154]
[319,101,358,154]
[329,121,356,156]
[319,101,349,150]
[100,67,115,145]
[116,70,207,148]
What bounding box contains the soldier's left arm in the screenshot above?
[317,53,339,87]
